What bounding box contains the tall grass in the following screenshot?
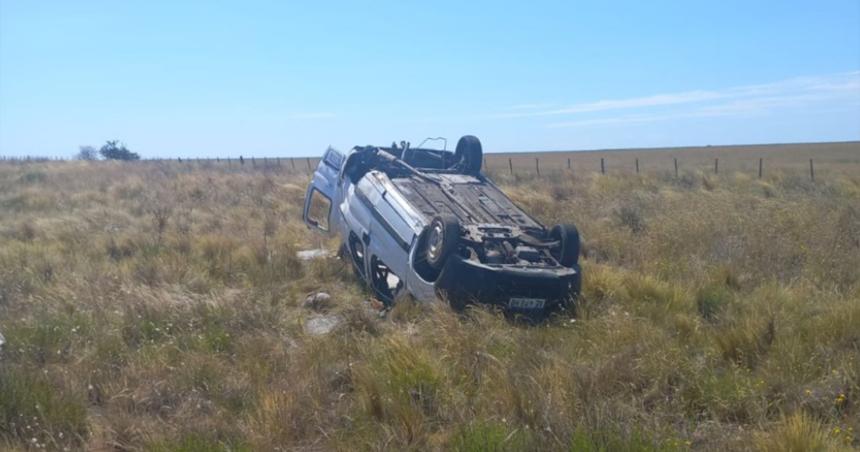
[0,161,857,450]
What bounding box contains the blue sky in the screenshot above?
[1,1,858,158]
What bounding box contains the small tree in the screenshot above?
[100,140,140,161]
[76,145,99,160]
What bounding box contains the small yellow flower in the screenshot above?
[835,393,846,405]
[804,389,812,396]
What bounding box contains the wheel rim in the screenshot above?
[427,223,444,260]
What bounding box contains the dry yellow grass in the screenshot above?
[0,151,858,451]
[486,141,860,177]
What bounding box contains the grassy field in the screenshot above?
[0,144,859,451]
[487,141,860,177]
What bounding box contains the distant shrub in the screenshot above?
[76,145,99,160]
[100,140,140,161]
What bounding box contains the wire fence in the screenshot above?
[2,148,855,182]
[0,155,324,172]
[481,155,819,181]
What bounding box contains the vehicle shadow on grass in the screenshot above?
[385,290,578,328]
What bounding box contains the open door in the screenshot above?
[303,147,344,232]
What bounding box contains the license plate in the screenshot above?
[508,297,545,309]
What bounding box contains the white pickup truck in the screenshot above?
[303,136,581,316]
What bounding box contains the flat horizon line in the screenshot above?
[485,140,860,155]
[1,139,858,160]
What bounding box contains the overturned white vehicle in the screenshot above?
[303,136,581,315]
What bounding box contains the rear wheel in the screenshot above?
[425,216,460,270]
[347,232,366,278]
[454,135,483,176]
[550,224,580,267]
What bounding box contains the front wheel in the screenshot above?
[425,216,460,270]
[550,224,580,267]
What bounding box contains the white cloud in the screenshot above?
[498,71,860,123]
[538,71,860,128]
[545,111,713,129]
[534,90,723,117]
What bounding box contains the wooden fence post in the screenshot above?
[758,158,763,178]
[600,158,605,174]
[674,158,678,178]
[508,158,513,175]
[291,158,296,170]
[809,159,815,181]
[567,158,571,170]
[535,158,540,176]
[714,158,718,174]
[306,157,312,172]
[635,158,639,174]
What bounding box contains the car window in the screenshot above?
[307,189,331,231]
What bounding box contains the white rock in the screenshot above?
[296,248,330,261]
[305,314,341,336]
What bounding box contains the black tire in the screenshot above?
[425,216,460,270]
[550,224,580,267]
[454,135,483,175]
[347,232,366,279]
